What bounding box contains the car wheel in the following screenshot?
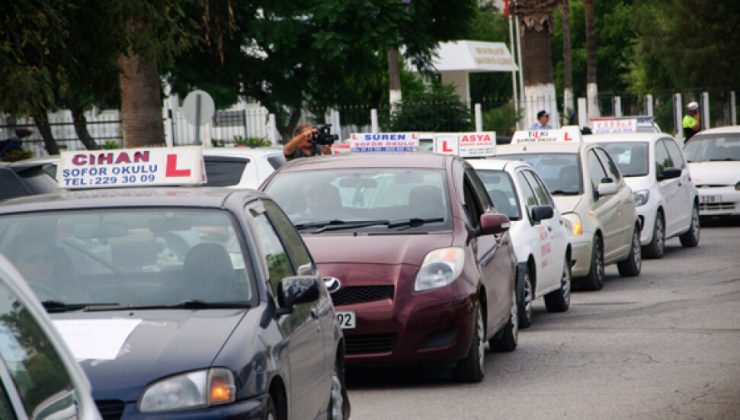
[618,227,642,277]
[454,303,485,383]
[579,236,605,291]
[516,265,533,329]
[642,212,665,259]
[490,290,518,352]
[264,395,278,420]
[327,358,349,420]
[679,204,701,248]
[544,253,571,312]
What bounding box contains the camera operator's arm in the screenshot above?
[320,145,332,155]
[283,128,312,156]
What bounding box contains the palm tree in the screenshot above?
[584,0,599,117]
[560,0,574,124]
[118,50,166,147]
[512,0,559,128]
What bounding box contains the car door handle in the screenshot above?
[310,308,320,319]
[547,226,552,232]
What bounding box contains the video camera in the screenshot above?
[310,124,339,146]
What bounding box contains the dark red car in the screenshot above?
[262,153,517,382]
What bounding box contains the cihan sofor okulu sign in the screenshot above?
[58,146,206,188]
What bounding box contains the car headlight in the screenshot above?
[415,247,464,292]
[562,213,583,236]
[633,189,649,207]
[735,181,740,191]
[139,368,236,413]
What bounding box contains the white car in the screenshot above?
[202,147,285,189]
[470,159,571,328]
[0,255,100,419]
[584,132,700,258]
[684,126,740,217]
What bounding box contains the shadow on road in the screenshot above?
[700,216,740,228]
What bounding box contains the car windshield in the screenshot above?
[474,170,521,221]
[265,168,451,232]
[597,142,649,177]
[497,153,582,195]
[0,209,254,309]
[684,134,740,162]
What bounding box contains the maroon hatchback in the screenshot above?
[262,153,517,382]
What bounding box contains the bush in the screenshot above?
[483,104,521,136]
[387,84,473,132]
[233,136,272,148]
[101,140,119,150]
[1,149,33,161]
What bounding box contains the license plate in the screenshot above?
[335,311,356,329]
[700,194,721,204]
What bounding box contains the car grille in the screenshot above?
[345,334,397,355]
[96,400,125,420]
[331,286,394,306]
[700,202,735,211]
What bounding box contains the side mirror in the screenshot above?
[530,205,554,223]
[596,181,618,196]
[277,276,320,315]
[658,167,681,181]
[478,212,511,235]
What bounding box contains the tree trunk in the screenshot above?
[585,0,599,117]
[277,108,302,143]
[561,0,574,124]
[387,47,402,110]
[515,0,559,128]
[71,107,99,150]
[33,111,60,155]
[118,50,165,147]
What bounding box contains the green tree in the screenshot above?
[387,84,472,132]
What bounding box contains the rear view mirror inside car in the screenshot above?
[73,223,129,239]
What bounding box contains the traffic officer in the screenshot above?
[683,101,701,142]
[530,110,552,130]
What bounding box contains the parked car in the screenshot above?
[0,160,58,201]
[202,147,285,189]
[584,132,700,258]
[684,126,740,217]
[470,159,571,328]
[0,254,100,420]
[498,136,642,291]
[263,153,517,382]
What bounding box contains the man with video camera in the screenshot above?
[283,124,337,160]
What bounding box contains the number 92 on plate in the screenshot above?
[335,311,356,329]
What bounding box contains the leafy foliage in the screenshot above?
[387,84,472,132]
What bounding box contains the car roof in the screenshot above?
[468,158,531,172]
[584,132,669,143]
[496,142,584,155]
[693,126,740,135]
[202,147,284,158]
[0,187,266,214]
[278,153,452,172]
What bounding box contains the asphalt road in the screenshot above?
[346,219,740,420]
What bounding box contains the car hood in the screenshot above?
[303,233,453,267]
[688,162,740,186]
[51,309,247,403]
[623,175,652,192]
[552,195,584,214]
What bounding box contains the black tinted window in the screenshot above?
[203,158,248,187]
[267,155,286,170]
[0,171,28,200]
[16,168,57,195]
[262,200,314,276]
[654,141,673,177]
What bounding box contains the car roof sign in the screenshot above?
[349,132,419,152]
[433,132,496,157]
[58,146,206,189]
[590,118,638,134]
[511,125,582,144]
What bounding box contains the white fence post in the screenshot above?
[268,113,278,145]
[370,109,379,133]
[474,103,483,132]
[613,96,622,117]
[701,91,710,130]
[645,94,654,117]
[673,93,683,140]
[332,110,341,138]
[731,91,737,126]
[577,97,588,127]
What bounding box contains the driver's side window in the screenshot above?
[654,141,673,178]
[587,150,609,193]
[462,176,483,229]
[247,206,295,297]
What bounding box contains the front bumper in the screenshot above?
[697,187,740,216]
[569,235,593,278]
[339,280,477,367]
[115,394,267,419]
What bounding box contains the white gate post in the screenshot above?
[268,113,278,145]
[645,94,654,117]
[613,96,622,117]
[577,97,588,127]
[731,91,737,126]
[701,91,710,130]
[370,109,379,133]
[474,103,483,132]
[673,93,683,140]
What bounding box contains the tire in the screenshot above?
[454,303,485,383]
[490,290,518,352]
[642,212,665,259]
[679,204,701,248]
[264,394,278,420]
[516,264,533,329]
[579,236,605,291]
[544,253,571,312]
[617,226,642,277]
[327,357,349,420]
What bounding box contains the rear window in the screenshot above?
[498,153,582,195]
[267,155,286,170]
[475,170,521,221]
[203,157,248,187]
[598,142,649,177]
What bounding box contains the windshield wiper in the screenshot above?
[294,220,351,231]
[42,301,121,313]
[549,190,580,196]
[313,217,445,233]
[120,300,249,310]
[387,217,444,228]
[710,158,736,161]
